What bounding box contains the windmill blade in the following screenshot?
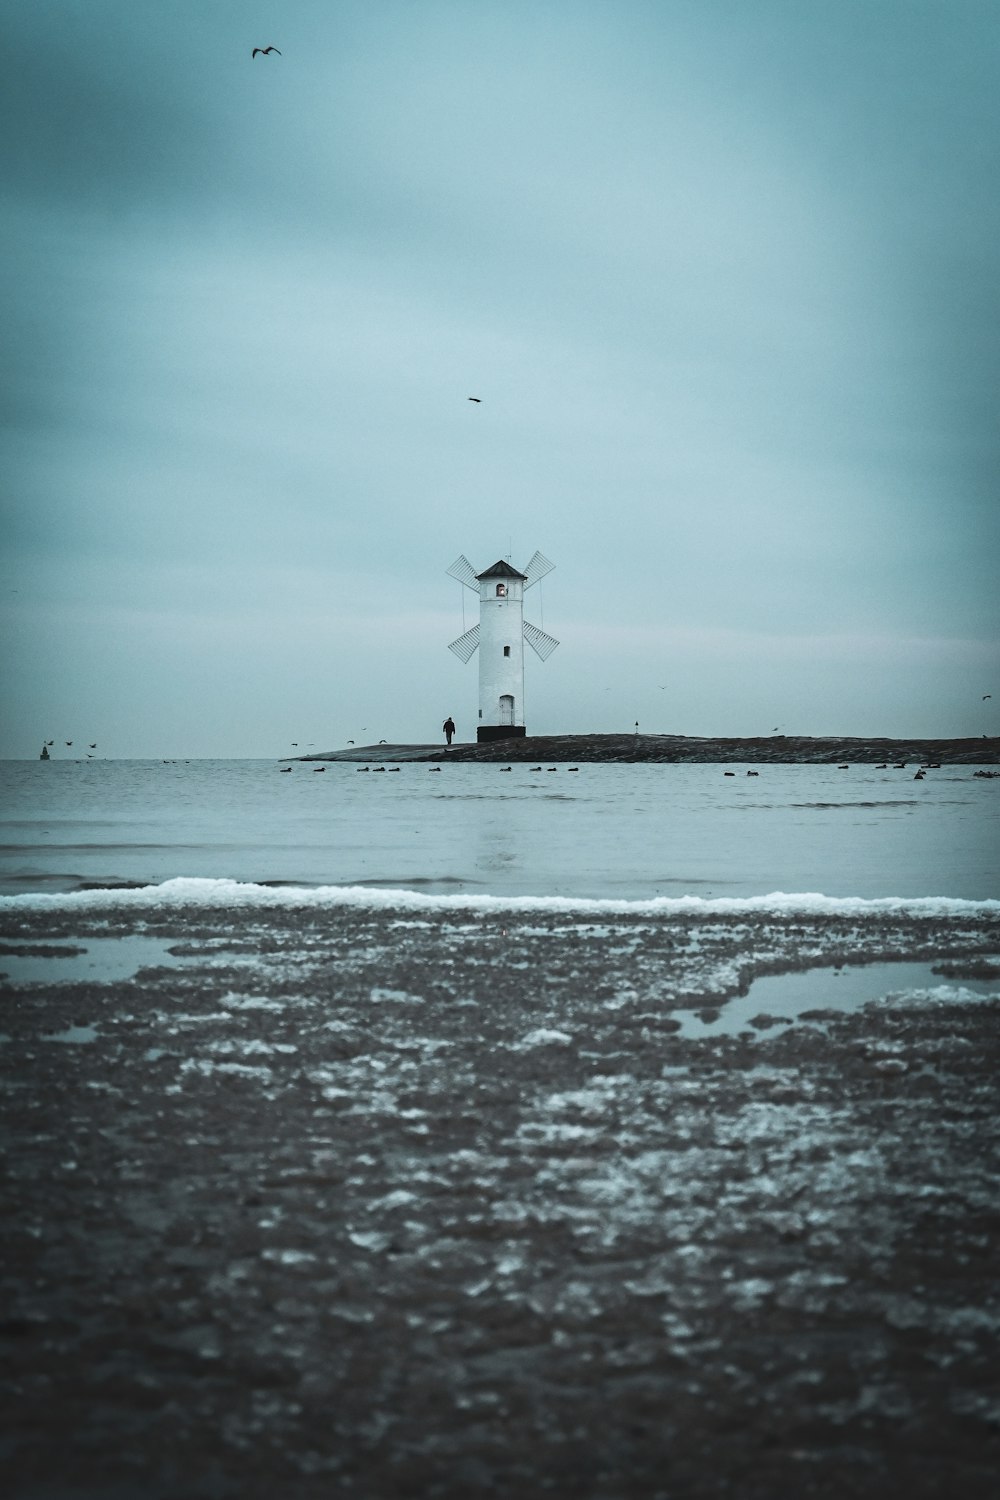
[448,623,480,663]
[446,554,480,591]
[523,619,559,661]
[522,550,555,589]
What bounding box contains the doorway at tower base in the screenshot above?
[477,725,528,743]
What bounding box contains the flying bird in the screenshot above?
[468,397,481,403]
[252,46,281,58]
[984,694,992,700]
[89,743,97,748]
[65,741,72,746]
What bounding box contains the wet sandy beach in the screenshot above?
[2,898,999,1497]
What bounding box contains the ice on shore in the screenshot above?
[2,874,998,918]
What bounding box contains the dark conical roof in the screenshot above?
[476,559,527,581]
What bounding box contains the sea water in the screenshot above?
[0,757,997,900]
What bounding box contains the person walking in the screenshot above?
[443,717,456,747]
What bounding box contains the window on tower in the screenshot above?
[503,645,511,657]
[496,584,507,597]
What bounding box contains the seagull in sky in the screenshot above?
[89,743,97,748]
[347,740,355,744]
[984,694,992,700]
[65,741,72,746]
[468,397,481,403]
[252,46,281,58]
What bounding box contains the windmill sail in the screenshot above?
[446,554,481,591]
[522,550,555,589]
[448,622,480,663]
[523,619,559,660]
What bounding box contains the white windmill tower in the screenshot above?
[446,551,559,742]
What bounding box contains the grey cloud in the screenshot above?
[2,1,998,756]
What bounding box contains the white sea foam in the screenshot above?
[1,875,997,919]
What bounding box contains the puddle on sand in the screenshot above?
[47,1025,100,1044]
[0,935,200,985]
[676,959,1000,1039]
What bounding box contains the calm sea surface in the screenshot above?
[1,758,997,900]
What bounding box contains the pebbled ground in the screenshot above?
[2,902,999,1498]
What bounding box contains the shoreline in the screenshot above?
[3,901,999,1496]
[302,732,1000,764]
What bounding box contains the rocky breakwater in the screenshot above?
[434,733,1000,765]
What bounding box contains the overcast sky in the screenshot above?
[2,0,998,757]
